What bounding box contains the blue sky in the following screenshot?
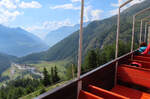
[0,0,145,39]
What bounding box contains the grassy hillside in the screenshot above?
[16,0,150,64]
[1,60,67,84]
[29,61,67,79]
[0,53,17,75]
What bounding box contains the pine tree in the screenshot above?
[53,66,60,83]
[84,50,97,72]
[43,67,51,86]
[95,48,101,66]
[51,67,54,83]
[66,64,77,80]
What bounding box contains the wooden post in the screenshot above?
[115,7,120,86]
[114,0,133,86]
[144,23,148,42]
[139,20,143,46]
[131,16,135,53]
[140,15,150,44]
[147,26,150,44]
[72,64,75,79]
[132,7,150,48]
[77,0,84,98]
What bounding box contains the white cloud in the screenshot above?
[110,0,145,16]
[110,0,124,8]
[109,9,118,16]
[0,0,21,24]
[71,0,81,3]
[50,3,103,22]
[24,19,74,39]
[84,6,103,22]
[109,0,127,15]
[91,10,103,21]
[0,0,17,9]
[43,19,73,30]
[0,9,21,24]
[0,0,42,9]
[50,3,80,10]
[130,0,145,6]
[0,0,42,24]
[111,0,145,8]
[19,1,42,9]
[111,3,119,8]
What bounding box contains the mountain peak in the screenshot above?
[0,25,48,57]
[16,0,150,63]
[45,22,89,47]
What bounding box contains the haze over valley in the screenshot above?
[0,0,149,98]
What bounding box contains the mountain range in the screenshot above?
[45,22,89,47]
[0,25,48,57]
[16,0,150,64]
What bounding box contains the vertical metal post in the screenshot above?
[131,16,135,53]
[77,0,84,98]
[139,20,143,46]
[115,7,120,86]
[144,23,148,42]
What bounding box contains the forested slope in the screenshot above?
[17,0,150,64]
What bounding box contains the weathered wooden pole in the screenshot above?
[144,22,148,42]
[72,64,75,79]
[139,15,150,45]
[139,20,143,46]
[131,15,135,53]
[147,26,150,44]
[115,7,120,86]
[115,0,133,86]
[77,0,84,98]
